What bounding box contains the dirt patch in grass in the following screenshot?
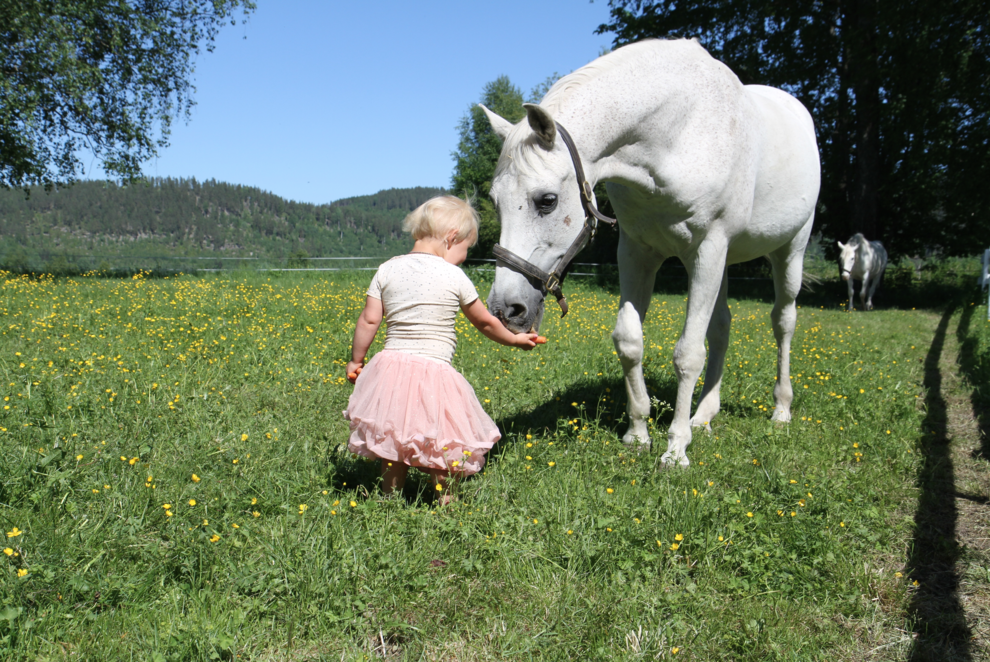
[907,304,990,661]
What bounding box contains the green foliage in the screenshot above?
[451,77,525,260]
[451,75,620,263]
[451,76,526,201]
[0,179,447,270]
[0,0,255,191]
[0,269,953,658]
[597,0,989,258]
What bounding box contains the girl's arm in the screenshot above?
[461,298,538,350]
[347,296,384,382]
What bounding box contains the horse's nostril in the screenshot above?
[508,303,528,320]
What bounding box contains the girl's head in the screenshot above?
[402,196,479,246]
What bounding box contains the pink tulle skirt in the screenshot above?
[344,350,500,476]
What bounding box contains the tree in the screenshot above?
[0,0,255,193]
[450,76,526,258]
[451,74,622,262]
[597,0,989,256]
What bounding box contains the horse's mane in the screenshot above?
[495,39,701,180]
[848,233,867,246]
[541,41,665,113]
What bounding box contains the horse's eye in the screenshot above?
[536,193,558,217]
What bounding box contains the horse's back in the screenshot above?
[870,241,889,271]
[736,85,820,242]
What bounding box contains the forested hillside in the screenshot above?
[0,179,446,270]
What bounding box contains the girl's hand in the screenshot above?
[513,332,540,350]
[346,361,364,383]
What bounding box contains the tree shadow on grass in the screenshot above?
[955,303,990,462]
[908,303,973,662]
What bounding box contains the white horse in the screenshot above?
[481,39,821,466]
[837,234,887,311]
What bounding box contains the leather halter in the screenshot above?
[492,122,617,317]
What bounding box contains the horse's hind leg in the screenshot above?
[768,227,811,423]
[860,274,872,310]
[612,233,661,448]
[865,273,880,310]
[690,267,730,431]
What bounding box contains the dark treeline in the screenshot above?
[0,179,447,268]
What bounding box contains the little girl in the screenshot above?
[344,195,538,500]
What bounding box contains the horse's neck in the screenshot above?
[856,244,873,272]
[546,60,687,191]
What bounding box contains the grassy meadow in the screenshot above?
[0,267,982,660]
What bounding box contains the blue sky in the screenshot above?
[95,1,617,205]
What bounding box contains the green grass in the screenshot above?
[0,268,963,660]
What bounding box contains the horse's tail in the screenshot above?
[800,270,824,292]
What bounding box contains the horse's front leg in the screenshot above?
[690,267,730,431]
[664,242,727,467]
[846,277,855,311]
[612,233,661,449]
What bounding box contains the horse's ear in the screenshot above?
[479,104,513,141]
[523,103,556,149]
[837,241,845,249]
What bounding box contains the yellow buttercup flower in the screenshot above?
[6,527,22,538]
[188,499,196,506]
[17,568,28,577]
[191,474,200,483]
[3,548,12,556]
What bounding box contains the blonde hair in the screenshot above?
[402,195,479,245]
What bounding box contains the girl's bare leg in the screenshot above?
[381,461,408,496]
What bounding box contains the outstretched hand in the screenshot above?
[513,332,541,350]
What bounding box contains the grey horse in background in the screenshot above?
[837,234,888,310]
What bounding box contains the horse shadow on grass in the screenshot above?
[485,369,757,471]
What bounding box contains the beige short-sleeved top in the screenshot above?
[367,253,480,364]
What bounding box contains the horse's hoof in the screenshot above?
[622,432,651,451]
[771,410,791,423]
[660,451,690,468]
[689,417,713,433]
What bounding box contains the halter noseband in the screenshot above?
[492,122,616,317]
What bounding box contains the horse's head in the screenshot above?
[481,103,595,333]
[836,239,856,281]
[837,234,866,281]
